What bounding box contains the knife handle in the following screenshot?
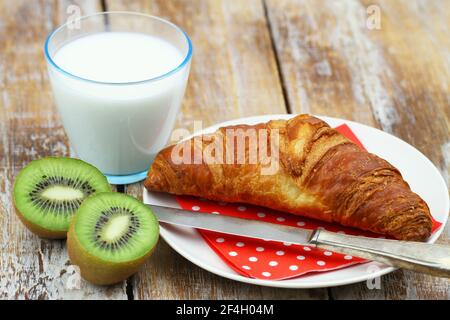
[310,230,450,278]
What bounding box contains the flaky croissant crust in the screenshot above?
[145,114,432,241]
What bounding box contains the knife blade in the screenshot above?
[149,204,314,245]
[148,204,450,278]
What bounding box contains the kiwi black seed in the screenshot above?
[67,192,159,285]
[13,157,111,238]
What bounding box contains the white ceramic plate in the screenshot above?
[143,114,449,288]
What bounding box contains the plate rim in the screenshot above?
[160,227,393,288]
[152,114,449,289]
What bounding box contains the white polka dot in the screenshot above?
[276,217,286,222]
[324,251,333,256]
[276,250,285,256]
[236,242,245,247]
[237,206,247,211]
[192,206,200,211]
[242,265,251,270]
[289,265,299,271]
[296,255,305,260]
[257,212,266,218]
[269,261,278,267]
[283,242,292,246]
[211,211,220,215]
[262,272,271,277]
[344,255,353,260]
[249,256,258,262]
[263,239,271,242]
[256,246,265,252]
[337,231,346,234]
[303,246,312,251]
[216,237,225,243]
[317,260,326,266]
[296,221,305,227]
[228,251,238,256]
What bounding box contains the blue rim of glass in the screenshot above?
[44,11,193,85]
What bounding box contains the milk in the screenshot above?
[48,32,190,175]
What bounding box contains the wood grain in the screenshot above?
[265,0,379,126]
[331,0,450,300]
[266,0,450,299]
[0,0,127,299]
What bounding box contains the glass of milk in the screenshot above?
[44,12,192,184]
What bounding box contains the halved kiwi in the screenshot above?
[67,192,159,285]
[13,157,111,238]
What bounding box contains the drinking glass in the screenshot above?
[45,12,192,184]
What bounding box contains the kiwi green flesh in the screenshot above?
[13,157,111,232]
[74,193,159,263]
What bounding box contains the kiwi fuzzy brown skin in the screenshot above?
[14,202,67,239]
[67,213,159,286]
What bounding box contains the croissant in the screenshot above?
[145,114,432,241]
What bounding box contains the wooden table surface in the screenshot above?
[0,0,449,300]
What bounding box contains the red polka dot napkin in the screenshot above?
[174,124,442,280]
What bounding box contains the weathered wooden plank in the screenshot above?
[266,0,449,171]
[329,267,450,300]
[265,0,379,126]
[266,0,450,299]
[332,0,450,300]
[106,0,330,299]
[0,0,127,299]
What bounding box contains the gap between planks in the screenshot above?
[262,0,292,114]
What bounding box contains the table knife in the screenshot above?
[149,204,450,278]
